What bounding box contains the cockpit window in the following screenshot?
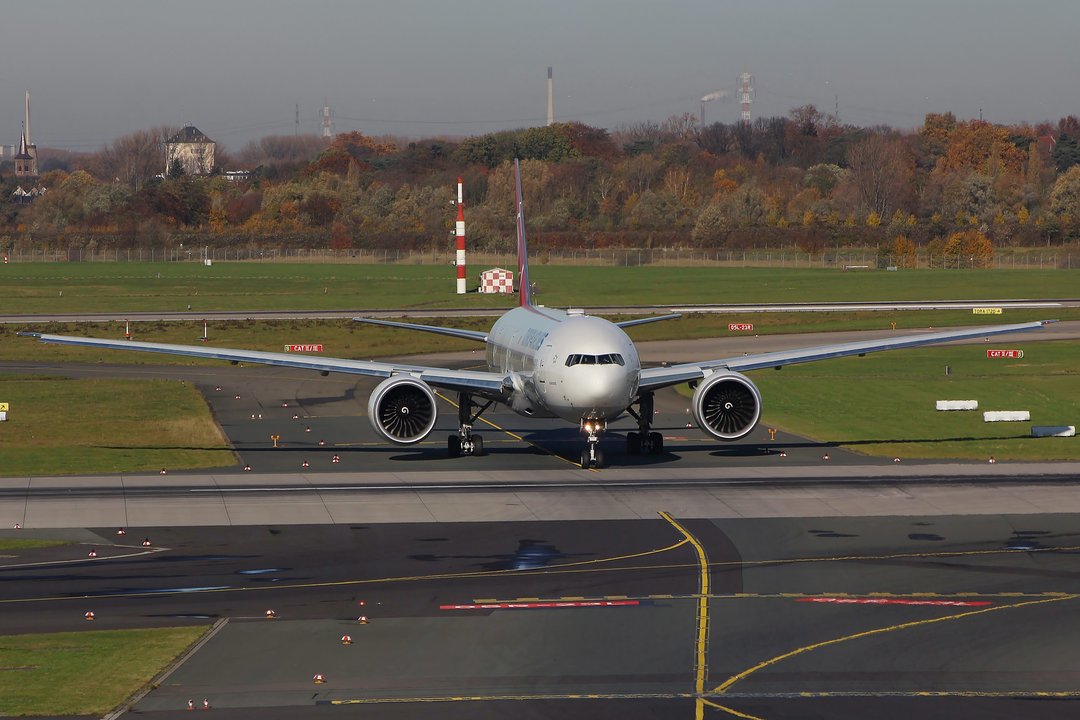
[565,353,624,367]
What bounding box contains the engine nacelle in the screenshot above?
[367,376,438,444]
[692,371,762,441]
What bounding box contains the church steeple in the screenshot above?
[14,91,38,178]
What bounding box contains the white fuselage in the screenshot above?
[485,306,641,423]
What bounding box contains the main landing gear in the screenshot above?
[624,391,665,456]
[448,392,493,458]
[580,418,607,469]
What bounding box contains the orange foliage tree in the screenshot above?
[942,229,994,268]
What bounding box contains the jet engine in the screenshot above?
[367,376,438,444]
[691,371,762,441]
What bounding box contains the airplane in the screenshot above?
[22,160,1053,469]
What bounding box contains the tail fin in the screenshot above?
[514,158,532,308]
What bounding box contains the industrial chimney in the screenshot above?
[546,67,554,126]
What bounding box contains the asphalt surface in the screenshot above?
[3,327,1080,719]
[5,515,1080,718]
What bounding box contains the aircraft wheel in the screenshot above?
[649,432,664,454]
[448,435,461,458]
[626,432,640,455]
[472,435,485,457]
[580,449,591,469]
[593,448,605,469]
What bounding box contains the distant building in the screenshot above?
[13,132,37,178]
[479,267,514,294]
[14,91,37,178]
[223,170,251,182]
[11,185,46,204]
[164,125,216,176]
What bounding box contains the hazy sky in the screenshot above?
[5,0,1078,153]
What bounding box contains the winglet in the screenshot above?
[514,158,532,308]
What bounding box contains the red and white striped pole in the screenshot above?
[455,178,466,294]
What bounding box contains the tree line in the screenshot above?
[5,107,1080,263]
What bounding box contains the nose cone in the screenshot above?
[568,365,634,414]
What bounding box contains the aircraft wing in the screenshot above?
[353,317,488,342]
[638,320,1054,392]
[615,314,681,329]
[19,332,509,397]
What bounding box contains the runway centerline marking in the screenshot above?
[0,533,690,605]
[660,511,711,720]
[797,597,993,607]
[440,600,640,610]
[711,593,1080,695]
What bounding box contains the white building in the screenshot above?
[164,126,216,176]
[479,267,514,294]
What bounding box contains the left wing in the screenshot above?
[19,332,508,397]
[639,320,1054,392]
[353,317,488,342]
[615,314,681,329]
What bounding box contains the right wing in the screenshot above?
[19,332,508,397]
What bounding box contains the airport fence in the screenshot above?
[1,246,1076,270]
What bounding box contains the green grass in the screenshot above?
[0,626,206,717]
[0,539,68,551]
[0,376,232,476]
[744,339,1080,460]
[0,262,1076,313]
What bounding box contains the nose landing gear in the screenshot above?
[580,418,607,468]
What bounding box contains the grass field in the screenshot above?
[0,262,1077,313]
[0,539,68,551]
[0,376,232,476]
[746,339,1080,460]
[1,261,1075,470]
[0,626,206,716]
[3,307,1074,365]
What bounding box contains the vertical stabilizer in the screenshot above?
[514,159,532,308]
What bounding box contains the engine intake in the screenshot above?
[692,371,762,441]
[367,376,438,444]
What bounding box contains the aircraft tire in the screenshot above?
[626,432,640,454]
[649,432,664,454]
[580,449,591,469]
[472,435,484,457]
[448,435,461,458]
[593,448,605,469]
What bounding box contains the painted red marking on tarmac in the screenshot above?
[440,600,640,611]
[797,597,993,607]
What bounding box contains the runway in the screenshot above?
[3,330,1080,718]
[4,514,1080,718]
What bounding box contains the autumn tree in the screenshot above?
[305,132,395,175]
[846,133,914,218]
[97,126,177,190]
[938,120,1026,175]
[1048,166,1080,217]
[237,134,327,177]
[942,229,993,268]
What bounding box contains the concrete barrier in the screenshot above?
[984,411,1031,422]
[937,400,978,411]
[1032,426,1076,437]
